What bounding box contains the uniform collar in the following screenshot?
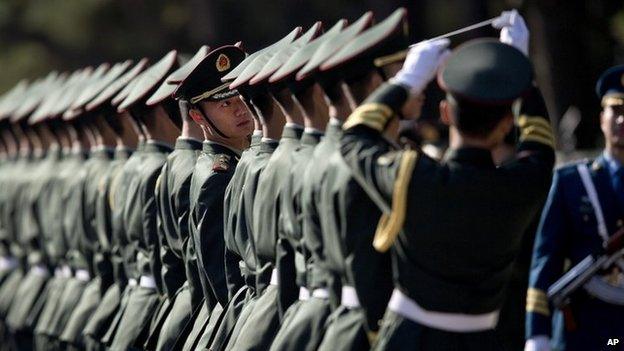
[301,130,323,146]
[144,139,174,153]
[203,141,242,157]
[281,124,304,141]
[260,139,279,153]
[175,137,203,150]
[90,146,115,159]
[114,146,133,160]
[444,147,495,168]
[250,131,262,147]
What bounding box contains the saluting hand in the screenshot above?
[493,9,529,56]
[392,38,451,95]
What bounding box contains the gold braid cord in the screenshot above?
[373,150,418,252]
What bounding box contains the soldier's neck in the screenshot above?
[114,113,139,149]
[142,116,179,147]
[92,115,117,148]
[35,123,58,150]
[450,127,495,150]
[327,96,353,122]
[294,87,329,131]
[1,129,18,157]
[202,127,249,152]
[180,118,204,141]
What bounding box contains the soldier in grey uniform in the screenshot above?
[57,61,137,351]
[108,50,182,351]
[145,45,210,351]
[80,58,148,351]
[313,9,412,351]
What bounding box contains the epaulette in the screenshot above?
[213,154,231,172]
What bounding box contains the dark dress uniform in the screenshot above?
[339,41,555,351]
[152,136,203,351]
[526,65,624,351]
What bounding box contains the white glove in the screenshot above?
[524,336,551,351]
[392,38,451,95]
[492,9,529,56]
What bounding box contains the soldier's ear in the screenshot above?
[189,107,205,126]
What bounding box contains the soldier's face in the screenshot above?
[601,104,624,148]
[200,96,253,138]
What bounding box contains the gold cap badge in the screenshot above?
[216,54,230,72]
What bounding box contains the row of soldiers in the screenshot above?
[0,7,583,351]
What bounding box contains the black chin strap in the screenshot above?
[199,108,231,139]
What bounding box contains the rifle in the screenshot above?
[548,227,624,309]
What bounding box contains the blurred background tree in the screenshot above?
[1,0,623,149]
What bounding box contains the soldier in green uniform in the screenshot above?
[98,64,152,349]
[337,17,554,351]
[56,61,137,351]
[309,9,413,351]
[80,58,148,351]
[108,50,182,351]
[142,45,210,351]
[41,65,113,351]
[267,16,373,351]
[5,73,67,351]
[200,30,296,351]
[169,44,252,351]
[0,87,30,351]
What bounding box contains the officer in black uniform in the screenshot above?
[338,13,555,351]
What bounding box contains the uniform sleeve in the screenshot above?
[223,181,244,297]
[156,164,185,298]
[276,170,299,317]
[142,169,165,294]
[504,86,556,195]
[340,82,419,253]
[526,170,569,338]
